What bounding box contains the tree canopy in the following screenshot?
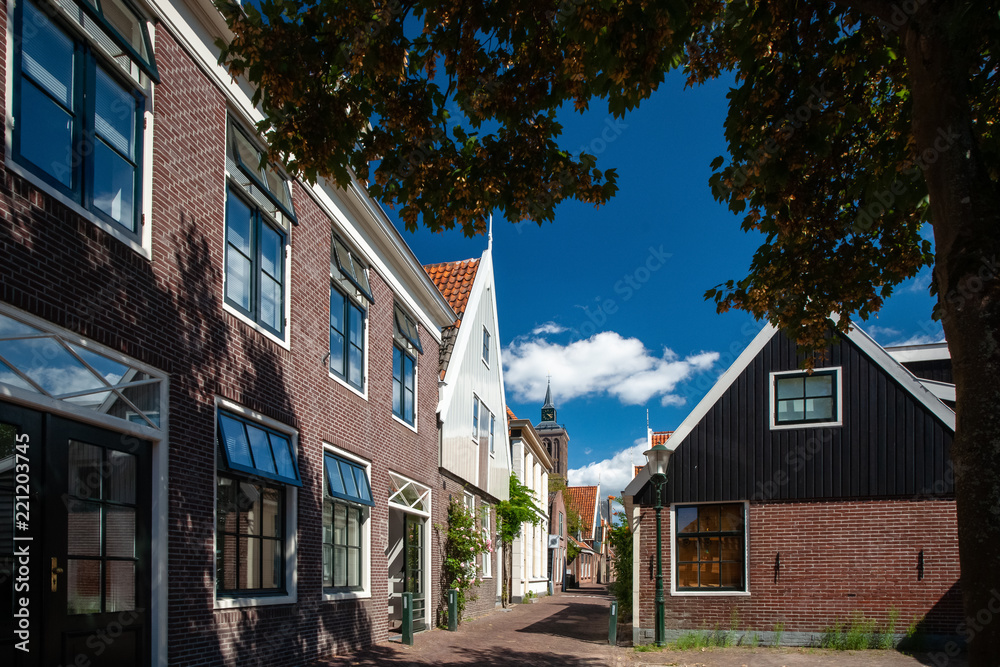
[219,1,1000,662]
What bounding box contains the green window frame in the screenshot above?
[224,185,288,337]
[13,0,146,240]
[215,474,286,595]
[329,283,366,390]
[322,453,371,592]
[392,344,415,424]
[675,503,746,592]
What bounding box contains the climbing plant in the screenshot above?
[438,496,489,623]
[496,474,543,607]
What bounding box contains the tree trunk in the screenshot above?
[903,5,1000,663]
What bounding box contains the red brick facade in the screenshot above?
[635,498,962,641]
[0,8,451,665]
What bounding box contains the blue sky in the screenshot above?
[389,69,942,499]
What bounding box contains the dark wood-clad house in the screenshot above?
[624,322,960,646]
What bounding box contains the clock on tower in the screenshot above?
[541,407,555,422]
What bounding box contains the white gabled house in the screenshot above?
[424,235,513,615]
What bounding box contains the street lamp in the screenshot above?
[643,441,672,647]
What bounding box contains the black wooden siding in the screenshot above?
[639,330,954,505]
[901,359,953,384]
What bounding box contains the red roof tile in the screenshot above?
[651,431,673,446]
[634,465,644,478]
[506,406,517,420]
[564,485,599,540]
[423,258,481,321]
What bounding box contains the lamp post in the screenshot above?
[643,441,672,647]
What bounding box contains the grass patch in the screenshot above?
[819,609,902,650]
[773,622,784,647]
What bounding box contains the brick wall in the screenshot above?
[635,498,962,641]
[0,16,444,667]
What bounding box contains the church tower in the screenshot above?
[536,378,570,481]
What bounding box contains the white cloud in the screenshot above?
[503,331,719,407]
[901,269,933,295]
[568,437,649,516]
[864,324,901,341]
[886,331,946,347]
[531,322,567,335]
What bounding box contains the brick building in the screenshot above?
[624,323,961,647]
[0,0,457,664]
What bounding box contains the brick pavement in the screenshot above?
[310,583,968,667]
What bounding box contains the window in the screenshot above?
[480,505,492,577]
[472,396,480,440]
[330,284,366,390]
[329,233,371,390]
[13,0,154,244]
[558,512,564,536]
[392,305,421,424]
[482,328,491,365]
[488,411,496,455]
[675,503,745,592]
[771,368,840,427]
[224,119,295,338]
[322,452,372,593]
[215,410,300,597]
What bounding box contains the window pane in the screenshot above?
[66,499,102,556]
[226,193,253,255]
[806,397,834,421]
[340,461,358,498]
[326,457,346,496]
[22,0,74,107]
[93,68,135,158]
[698,506,720,532]
[677,537,698,562]
[720,536,743,561]
[677,563,698,588]
[259,487,280,540]
[260,223,282,279]
[92,138,135,228]
[67,559,101,614]
[719,504,743,532]
[777,399,804,422]
[269,433,296,482]
[353,467,371,503]
[404,386,414,424]
[347,508,359,547]
[776,376,803,399]
[334,503,347,545]
[392,347,402,416]
[348,303,364,347]
[348,345,362,387]
[101,0,151,62]
[20,82,74,187]
[334,545,347,587]
[329,330,345,376]
[68,441,103,501]
[233,125,264,179]
[329,288,345,333]
[237,482,260,535]
[220,533,237,590]
[699,563,720,588]
[105,505,135,558]
[105,449,136,503]
[322,543,332,587]
[260,274,282,332]
[720,562,742,589]
[348,547,359,588]
[805,374,833,397]
[218,415,252,467]
[239,537,260,589]
[676,507,698,534]
[106,560,135,611]
[217,477,236,534]
[263,165,292,211]
[225,246,252,312]
[700,537,720,561]
[247,426,278,475]
[261,538,281,589]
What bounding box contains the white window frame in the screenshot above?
[4,0,156,258]
[488,410,496,457]
[322,442,373,602]
[482,327,491,367]
[213,397,299,609]
[472,395,480,441]
[769,367,843,430]
[669,500,751,598]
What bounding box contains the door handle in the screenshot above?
[51,557,64,592]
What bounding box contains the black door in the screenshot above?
[1,403,151,667]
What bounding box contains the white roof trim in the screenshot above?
[885,342,951,363]
[624,321,955,497]
[918,379,956,402]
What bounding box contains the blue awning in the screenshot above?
[217,411,301,487]
[324,453,373,506]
